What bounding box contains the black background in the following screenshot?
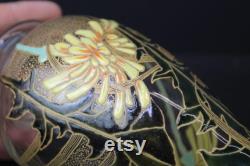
[1,0,250,165]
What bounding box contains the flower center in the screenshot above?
[89,46,101,58]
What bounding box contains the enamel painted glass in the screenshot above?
[0,16,249,166]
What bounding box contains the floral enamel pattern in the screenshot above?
[1,16,250,166]
[15,19,151,128]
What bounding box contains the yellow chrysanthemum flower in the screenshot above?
[43,19,151,128]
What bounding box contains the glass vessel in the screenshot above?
[0,16,249,166]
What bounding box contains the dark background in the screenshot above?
[1,0,250,165]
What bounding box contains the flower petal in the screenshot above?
[118,61,139,79]
[80,37,97,48]
[116,47,136,55]
[75,29,96,40]
[49,45,69,57]
[113,91,126,128]
[126,88,134,107]
[121,42,136,48]
[69,46,90,55]
[109,55,117,62]
[108,41,120,47]
[100,56,110,66]
[64,34,81,46]
[100,19,109,29]
[51,78,77,93]
[70,61,90,78]
[118,71,134,107]
[51,66,92,93]
[91,58,99,66]
[123,58,145,72]
[88,20,103,35]
[109,20,118,30]
[82,68,96,83]
[99,66,108,73]
[113,38,128,43]
[99,46,110,55]
[96,55,110,66]
[97,74,109,104]
[106,34,118,40]
[108,65,117,74]
[67,69,99,100]
[54,42,70,52]
[43,72,70,89]
[135,80,151,109]
[63,55,89,64]
[113,73,127,128]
